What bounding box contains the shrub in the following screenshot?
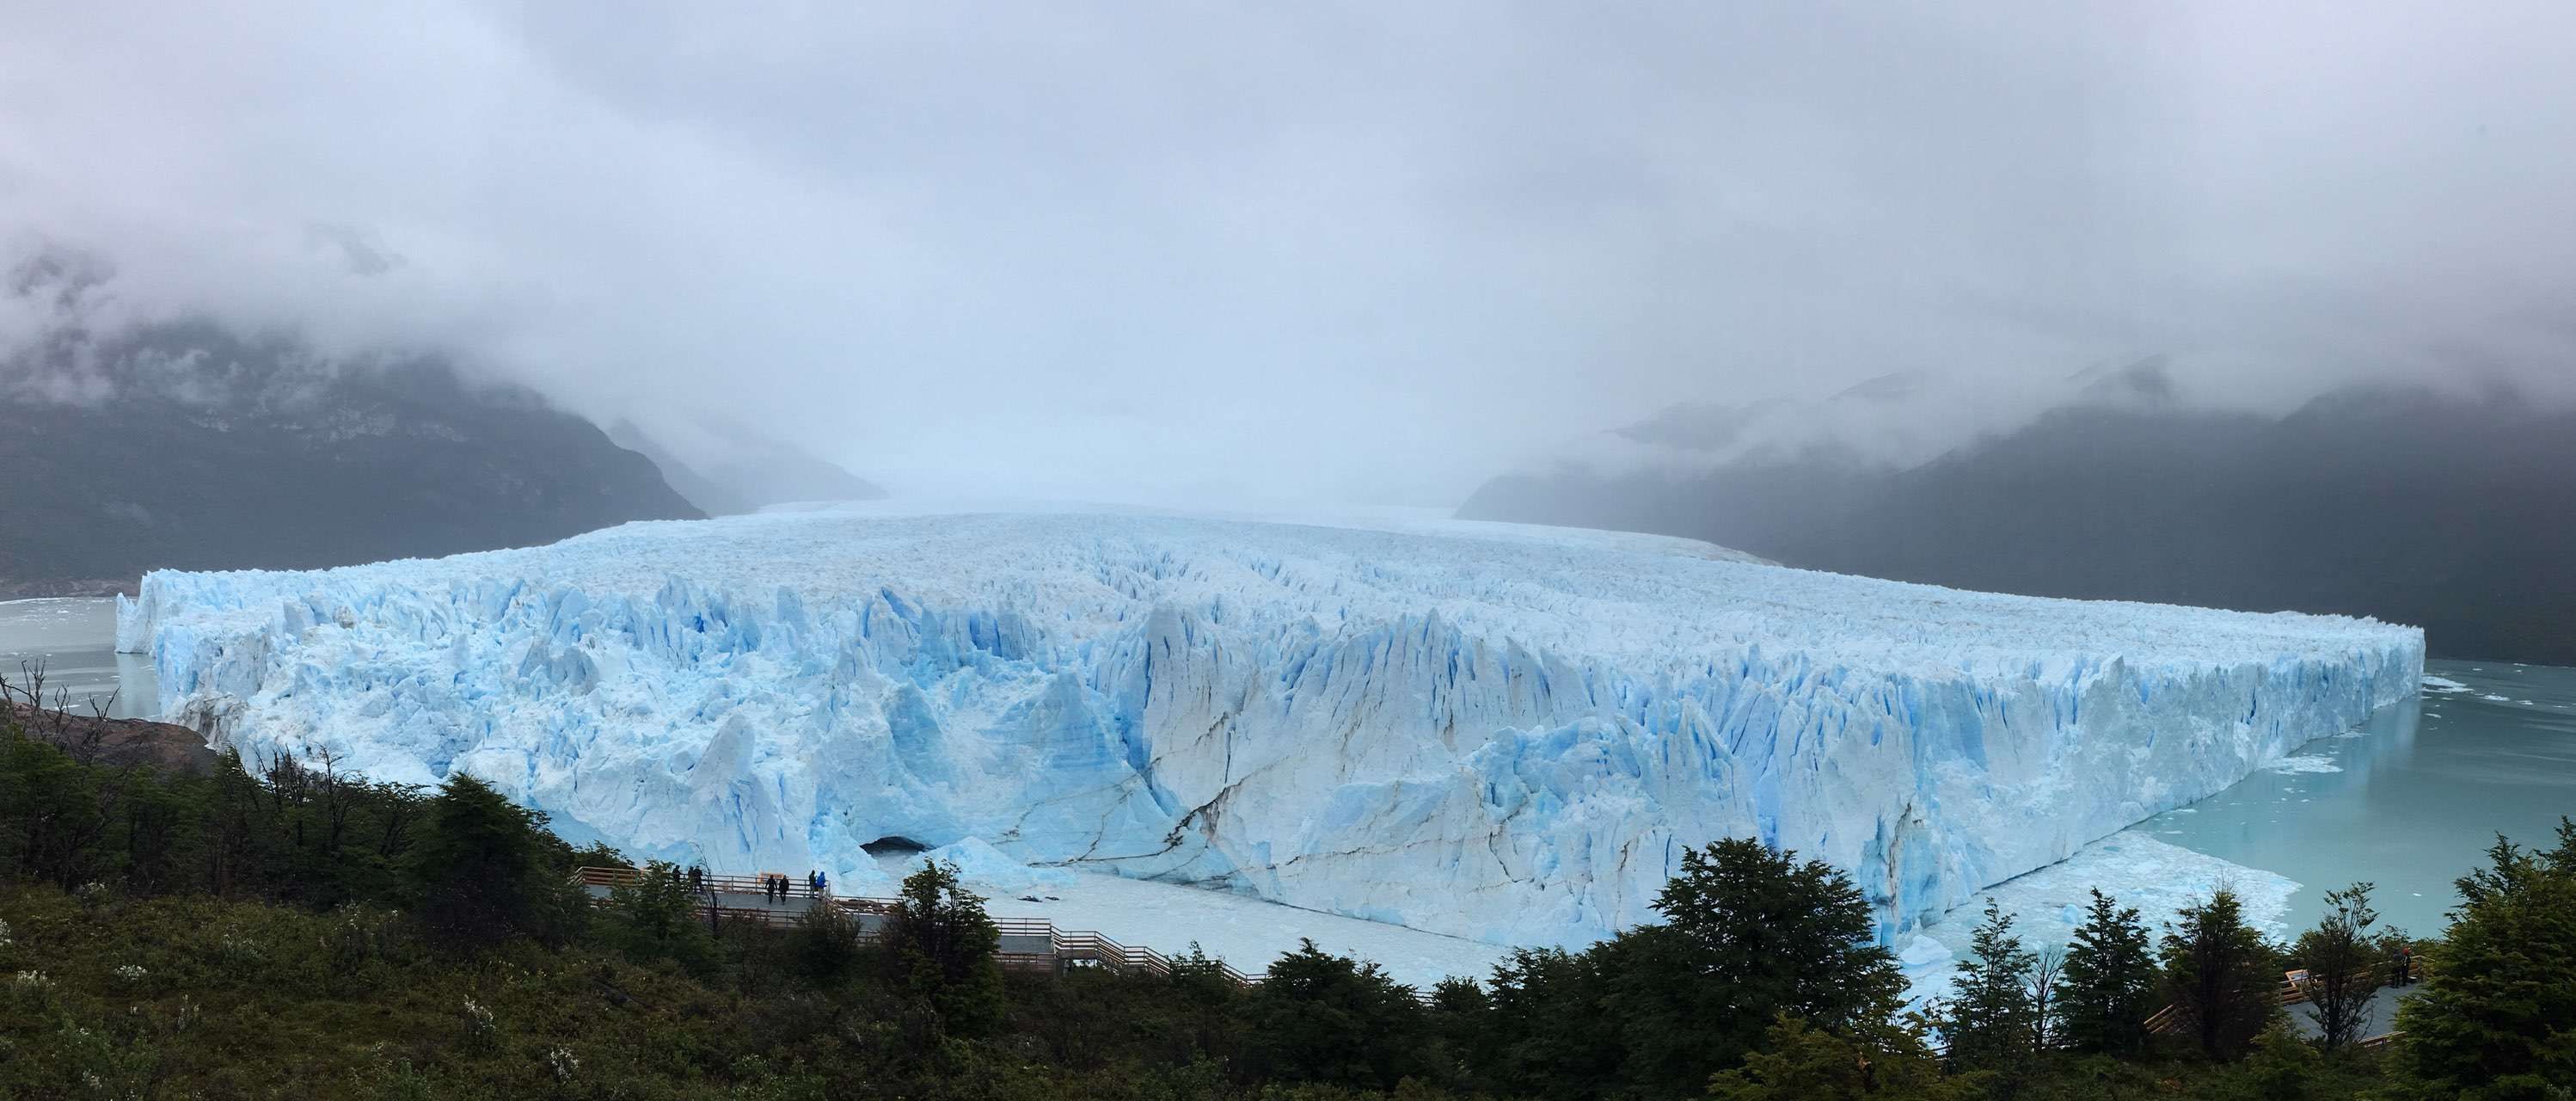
[882,859,1003,1038]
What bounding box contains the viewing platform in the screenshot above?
[573,866,1266,985]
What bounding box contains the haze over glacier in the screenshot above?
[119,506,2420,948]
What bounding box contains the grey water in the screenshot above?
[2134,658,2576,938]
[11,595,2573,939]
[0,597,159,719]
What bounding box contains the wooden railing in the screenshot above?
[2140,959,2425,1049]
[580,866,2421,1040]
[575,865,1264,986]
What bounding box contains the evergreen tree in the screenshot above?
[2056,888,2156,1055]
[402,772,562,950]
[1707,1013,1984,1101]
[883,858,1004,1036]
[1936,901,2038,1072]
[1648,838,1908,1074]
[2289,882,2385,1050]
[1239,938,1428,1090]
[2390,820,2576,1099]
[2158,889,2280,1061]
[1478,945,1620,1101]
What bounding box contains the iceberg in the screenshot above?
[118,506,2421,947]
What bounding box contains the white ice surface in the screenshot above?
[120,505,2420,948]
[1905,832,2301,1006]
[900,853,1513,988]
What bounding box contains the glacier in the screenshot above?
[117,505,2422,947]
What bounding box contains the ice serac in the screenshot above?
[118,507,2423,947]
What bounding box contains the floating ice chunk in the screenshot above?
[2263,754,2344,774]
[2420,675,2470,694]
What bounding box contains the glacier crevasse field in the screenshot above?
[118,507,2422,946]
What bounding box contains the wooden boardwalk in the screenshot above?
[581,865,2419,1049]
[575,866,1264,984]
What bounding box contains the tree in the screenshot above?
[1936,901,2037,1072]
[402,773,561,950]
[2390,820,2576,1099]
[1239,938,1428,1089]
[2057,888,2157,1055]
[598,859,718,975]
[2027,946,2064,1054]
[788,891,862,987]
[1647,839,1909,1074]
[2289,882,2385,1050]
[1476,945,1621,1101]
[2158,889,2280,1061]
[1706,1013,1983,1101]
[883,858,1003,1037]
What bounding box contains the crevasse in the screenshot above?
[118,507,2422,946]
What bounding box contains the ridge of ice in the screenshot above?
[117,507,2421,947]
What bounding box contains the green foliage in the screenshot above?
[599,859,721,975]
[885,858,1005,1036]
[1650,839,1908,1044]
[402,772,578,950]
[2055,887,2156,1055]
[2289,882,2387,1050]
[2389,818,2576,1099]
[2159,889,2282,1061]
[1618,838,1907,1094]
[1706,1013,1982,1101]
[2231,1025,2328,1101]
[786,891,862,987]
[1446,839,1907,1098]
[1473,945,1621,1099]
[0,718,113,889]
[1934,901,2039,1073]
[1239,938,1429,1090]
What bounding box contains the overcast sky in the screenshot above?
[3,2,2572,504]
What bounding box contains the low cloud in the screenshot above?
[3,2,2571,504]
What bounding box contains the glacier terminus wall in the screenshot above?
[119,507,2423,947]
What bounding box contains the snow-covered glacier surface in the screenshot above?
[119,507,2422,947]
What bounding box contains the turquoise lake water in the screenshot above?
[2131,657,2576,938]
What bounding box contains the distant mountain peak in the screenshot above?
[0,319,700,594]
[607,415,885,516]
[2067,355,2180,407]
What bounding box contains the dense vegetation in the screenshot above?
[2,709,2570,1098]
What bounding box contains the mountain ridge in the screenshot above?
[1460,382,2576,663]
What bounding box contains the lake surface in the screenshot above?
[15,596,2573,944]
[0,597,157,719]
[2129,658,2576,938]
